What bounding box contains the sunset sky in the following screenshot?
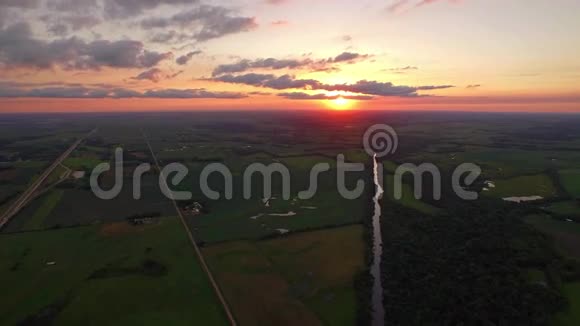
[0,0,579,112]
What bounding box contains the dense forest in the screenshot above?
[379,199,571,325]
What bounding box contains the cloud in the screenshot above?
[325,80,419,97]
[466,84,481,89]
[104,0,198,19]
[0,23,172,70]
[212,73,454,97]
[176,51,202,65]
[332,52,368,63]
[44,14,102,36]
[143,89,247,99]
[212,52,371,76]
[265,0,288,5]
[387,0,410,13]
[341,35,353,42]
[213,58,308,76]
[213,73,277,86]
[46,0,99,13]
[416,0,461,8]
[278,92,374,100]
[0,0,40,9]
[249,91,272,95]
[271,20,289,26]
[387,0,462,13]
[0,84,247,99]
[61,15,101,30]
[132,68,164,83]
[149,30,188,44]
[388,66,419,73]
[0,86,139,98]
[140,5,257,42]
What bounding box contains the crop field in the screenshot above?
[549,201,580,217]
[559,169,580,198]
[524,214,580,326]
[4,175,174,232]
[2,112,580,325]
[557,282,580,326]
[0,217,228,325]
[382,174,440,215]
[23,190,64,230]
[525,214,580,260]
[202,225,366,326]
[179,163,370,243]
[485,174,557,198]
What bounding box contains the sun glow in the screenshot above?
[330,96,351,110]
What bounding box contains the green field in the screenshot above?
[557,282,580,326]
[63,157,105,171]
[486,174,557,198]
[549,201,580,217]
[0,217,228,325]
[525,215,580,326]
[203,225,366,326]
[383,175,440,215]
[559,170,580,198]
[24,190,64,230]
[525,214,580,259]
[180,163,370,243]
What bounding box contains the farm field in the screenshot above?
[3,175,175,232]
[485,174,558,199]
[0,217,228,326]
[525,215,580,326]
[557,283,580,326]
[382,174,440,215]
[549,201,580,217]
[202,225,366,326]
[559,169,580,198]
[525,214,580,259]
[2,112,580,324]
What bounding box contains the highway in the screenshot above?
[0,129,96,230]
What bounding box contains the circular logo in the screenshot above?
[363,124,399,158]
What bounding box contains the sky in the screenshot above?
[0,0,579,112]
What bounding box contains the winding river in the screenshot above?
[371,153,385,326]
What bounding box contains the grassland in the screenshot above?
[525,214,580,259]
[202,225,366,326]
[179,160,370,243]
[0,217,228,325]
[382,175,440,215]
[549,201,580,217]
[525,215,580,326]
[486,174,557,198]
[63,157,105,171]
[556,283,580,326]
[559,170,580,198]
[23,190,64,230]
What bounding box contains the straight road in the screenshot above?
[0,129,96,230]
[142,131,237,326]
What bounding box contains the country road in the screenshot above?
[0,129,97,230]
[142,131,238,326]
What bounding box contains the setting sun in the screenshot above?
[331,96,351,110]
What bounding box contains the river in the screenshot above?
[371,153,385,326]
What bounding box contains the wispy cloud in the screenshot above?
[278,92,374,100]
[212,73,454,97]
[387,0,463,14]
[0,84,247,99]
[212,52,371,76]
